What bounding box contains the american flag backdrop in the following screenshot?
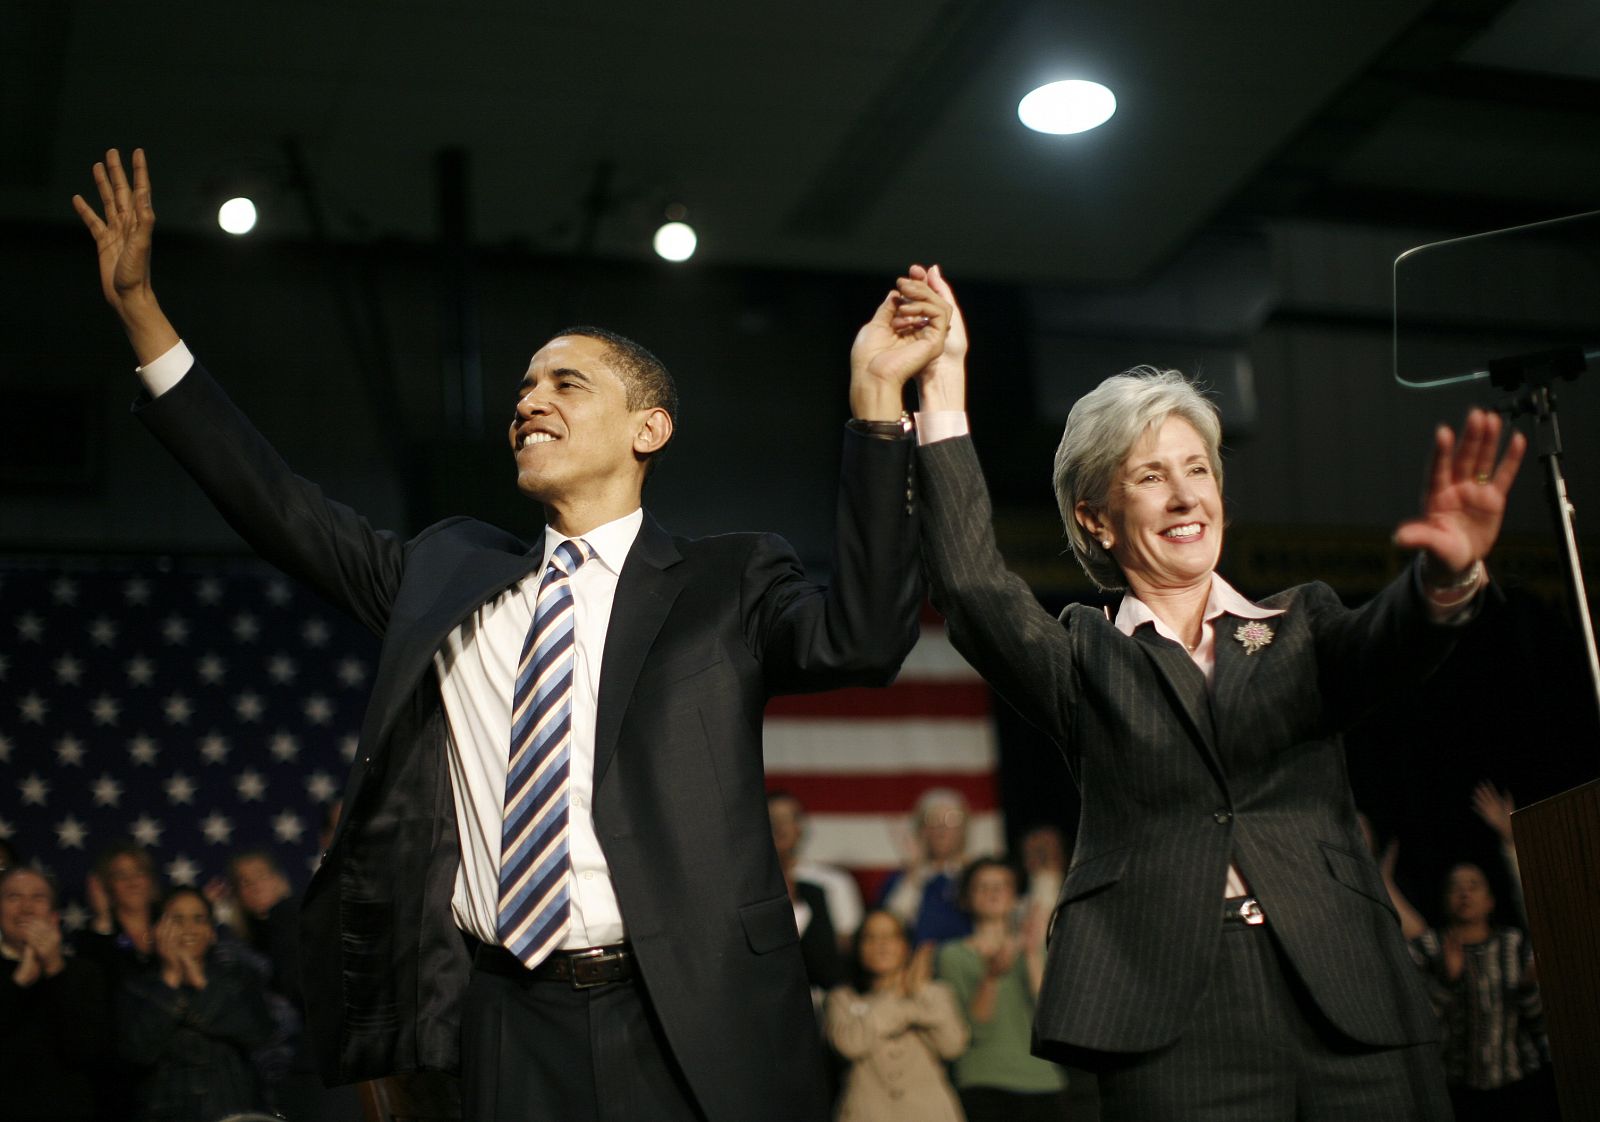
[0,558,377,930]
[1,559,1001,931]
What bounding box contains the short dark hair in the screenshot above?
[957,856,1019,914]
[552,325,679,432]
[159,885,215,924]
[0,865,58,908]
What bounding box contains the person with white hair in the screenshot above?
[883,265,1525,1121]
[879,788,975,945]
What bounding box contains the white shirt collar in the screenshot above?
[541,508,644,576]
[1113,572,1285,643]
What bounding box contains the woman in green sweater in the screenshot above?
[937,857,1071,1122]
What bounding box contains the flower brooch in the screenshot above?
[1234,620,1274,655]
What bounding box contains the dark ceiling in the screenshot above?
[6,0,1598,286]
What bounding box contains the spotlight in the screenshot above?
[217,197,258,236]
[1017,80,1116,135]
[653,220,697,262]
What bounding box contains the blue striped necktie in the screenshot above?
[498,537,591,968]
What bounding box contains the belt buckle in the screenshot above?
[1239,897,1266,926]
[567,947,615,989]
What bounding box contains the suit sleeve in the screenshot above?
[746,429,922,694]
[917,434,1077,745]
[132,360,404,636]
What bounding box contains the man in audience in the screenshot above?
[0,866,110,1122]
[879,788,974,944]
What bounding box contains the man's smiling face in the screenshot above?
[508,335,648,504]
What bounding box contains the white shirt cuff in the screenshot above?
[914,411,969,446]
[137,340,194,398]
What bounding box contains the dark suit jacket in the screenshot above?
[136,362,922,1122]
[919,435,1452,1055]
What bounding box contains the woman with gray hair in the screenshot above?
[886,266,1524,1121]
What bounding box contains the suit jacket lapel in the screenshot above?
[1211,613,1267,754]
[1131,628,1227,791]
[367,545,544,750]
[593,512,684,790]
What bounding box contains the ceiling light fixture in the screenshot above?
[653,220,697,262]
[217,197,258,236]
[1017,80,1117,135]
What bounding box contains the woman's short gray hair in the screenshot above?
[1053,366,1223,590]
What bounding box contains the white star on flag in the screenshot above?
[236,769,268,801]
[232,613,260,642]
[265,580,292,606]
[302,618,331,647]
[267,655,297,684]
[128,734,159,765]
[54,655,84,685]
[19,692,48,723]
[336,658,367,687]
[162,616,190,645]
[123,577,151,604]
[91,694,122,726]
[130,814,165,847]
[272,811,306,843]
[55,735,86,767]
[126,655,155,685]
[200,812,234,845]
[305,772,338,803]
[55,815,88,849]
[62,903,88,933]
[196,578,223,605]
[340,735,359,762]
[165,855,200,886]
[17,613,44,641]
[269,732,299,762]
[235,692,264,721]
[303,695,333,725]
[199,734,230,764]
[51,578,79,605]
[92,773,124,807]
[164,693,195,724]
[164,772,198,805]
[20,774,50,806]
[197,653,227,684]
[88,616,118,647]
[0,734,10,762]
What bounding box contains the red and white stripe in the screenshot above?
[764,616,1000,904]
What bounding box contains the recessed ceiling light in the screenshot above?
[1017,80,1116,135]
[217,197,257,235]
[653,220,697,262]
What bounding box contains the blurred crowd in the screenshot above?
[0,779,1559,1121]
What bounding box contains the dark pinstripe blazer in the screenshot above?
[920,435,1450,1055]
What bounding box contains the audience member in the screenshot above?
[1,866,110,1122]
[1380,835,1556,1121]
[769,795,847,994]
[769,790,865,948]
[879,788,974,944]
[825,909,968,1122]
[119,887,275,1121]
[937,858,1068,1122]
[79,839,161,990]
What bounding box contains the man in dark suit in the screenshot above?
[75,148,946,1122]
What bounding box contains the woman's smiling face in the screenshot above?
[1084,415,1222,596]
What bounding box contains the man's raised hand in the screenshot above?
[71,148,179,364]
[849,270,950,421]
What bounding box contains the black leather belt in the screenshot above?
[475,942,636,988]
[1223,895,1266,926]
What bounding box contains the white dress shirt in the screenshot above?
[137,340,636,948]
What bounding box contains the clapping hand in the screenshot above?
[1394,409,1526,581]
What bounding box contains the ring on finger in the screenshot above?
[1475,473,1491,485]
